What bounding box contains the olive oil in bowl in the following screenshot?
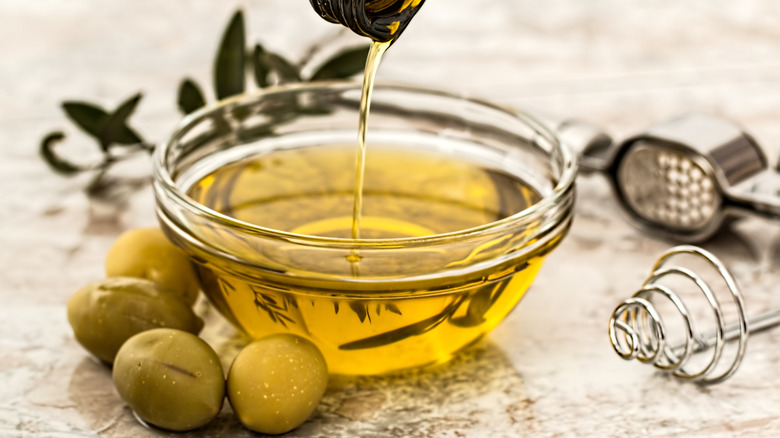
[154,83,575,375]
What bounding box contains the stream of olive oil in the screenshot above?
[352,40,390,240]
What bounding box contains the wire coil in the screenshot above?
[608,245,750,384]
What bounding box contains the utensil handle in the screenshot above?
[680,308,780,354]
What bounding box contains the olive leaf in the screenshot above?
[40,7,371,200]
[349,302,370,323]
[61,102,110,148]
[40,132,85,176]
[252,287,296,328]
[339,279,511,350]
[252,44,269,88]
[62,97,144,151]
[309,45,370,81]
[214,10,246,99]
[375,303,403,316]
[217,277,236,296]
[101,93,144,147]
[264,51,302,83]
[450,279,513,328]
[177,78,207,115]
[339,296,467,351]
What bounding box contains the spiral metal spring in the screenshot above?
[608,245,780,384]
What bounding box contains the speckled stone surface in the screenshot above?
[4,1,780,436]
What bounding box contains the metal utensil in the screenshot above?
[608,245,780,384]
[556,113,780,242]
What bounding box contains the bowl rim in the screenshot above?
[153,80,577,250]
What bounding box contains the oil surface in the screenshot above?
[189,145,540,239]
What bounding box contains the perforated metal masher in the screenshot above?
[555,113,780,242]
[608,245,780,384]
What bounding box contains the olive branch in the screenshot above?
[40,9,368,200]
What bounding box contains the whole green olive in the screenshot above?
[67,277,204,363]
[113,328,225,432]
[105,227,200,306]
[227,334,328,435]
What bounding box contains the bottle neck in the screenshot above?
[310,0,425,42]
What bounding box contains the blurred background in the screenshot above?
[3,1,780,436]
[4,1,780,145]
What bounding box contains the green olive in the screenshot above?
[227,334,328,435]
[67,277,204,363]
[105,227,200,306]
[113,328,225,432]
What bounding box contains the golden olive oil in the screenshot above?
[186,143,556,375]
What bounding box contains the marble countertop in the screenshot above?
[4,1,780,436]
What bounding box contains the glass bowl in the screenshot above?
[153,82,576,375]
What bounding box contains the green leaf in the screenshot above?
[178,78,207,114]
[349,302,369,323]
[450,277,515,328]
[214,10,246,100]
[339,296,467,351]
[264,52,302,83]
[252,44,269,88]
[102,93,144,147]
[61,101,109,143]
[39,131,85,176]
[62,97,142,151]
[310,45,370,81]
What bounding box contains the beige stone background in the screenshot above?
[3,0,780,436]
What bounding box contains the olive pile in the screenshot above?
[67,227,329,434]
[67,227,204,365]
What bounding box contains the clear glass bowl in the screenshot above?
[153,82,576,375]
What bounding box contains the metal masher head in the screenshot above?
[558,113,780,242]
[608,245,780,384]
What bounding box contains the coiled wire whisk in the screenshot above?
[608,245,780,384]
